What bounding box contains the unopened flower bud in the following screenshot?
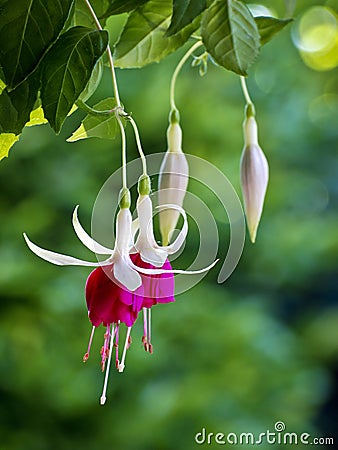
[240,114,269,243]
[158,118,189,245]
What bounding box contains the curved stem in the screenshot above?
[128,116,147,176]
[240,76,253,106]
[76,99,114,117]
[116,114,127,189]
[170,40,203,112]
[84,0,121,108]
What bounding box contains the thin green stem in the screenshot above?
[240,76,253,106]
[128,116,147,176]
[76,99,114,117]
[84,0,121,107]
[116,113,127,189]
[170,40,203,112]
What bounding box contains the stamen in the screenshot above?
[142,308,149,352]
[100,324,115,405]
[118,327,132,372]
[115,323,120,369]
[148,308,152,352]
[83,325,96,362]
[101,325,111,372]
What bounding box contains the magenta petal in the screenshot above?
[130,254,175,307]
[85,265,139,327]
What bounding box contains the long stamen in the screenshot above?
[101,324,111,371]
[118,327,132,373]
[83,325,96,362]
[115,323,120,369]
[142,307,149,352]
[100,324,115,405]
[148,308,153,354]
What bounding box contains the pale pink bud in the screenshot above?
[240,115,269,243]
[158,120,189,245]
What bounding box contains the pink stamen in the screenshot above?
[83,325,96,362]
[101,325,111,372]
[115,323,120,369]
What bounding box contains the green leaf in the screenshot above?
[0,73,39,134]
[255,16,293,46]
[25,106,48,127]
[114,0,198,68]
[166,0,207,36]
[0,0,74,89]
[73,0,110,27]
[41,26,108,133]
[0,133,20,160]
[102,0,150,17]
[67,98,118,142]
[201,0,260,76]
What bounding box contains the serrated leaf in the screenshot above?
[166,0,206,36]
[41,26,108,133]
[67,98,118,142]
[102,0,150,17]
[0,73,39,134]
[201,0,260,76]
[0,0,74,89]
[255,16,293,46]
[114,0,198,68]
[0,133,20,160]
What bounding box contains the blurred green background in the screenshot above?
[1,1,337,449]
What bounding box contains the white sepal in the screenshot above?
[23,233,111,267]
[72,205,114,254]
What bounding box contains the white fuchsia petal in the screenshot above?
[23,233,112,267]
[113,256,142,291]
[129,257,219,276]
[72,205,114,254]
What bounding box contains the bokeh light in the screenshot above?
[292,6,338,71]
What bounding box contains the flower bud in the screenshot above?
[158,119,189,246]
[240,114,269,243]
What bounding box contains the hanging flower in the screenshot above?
[240,108,269,243]
[23,190,218,404]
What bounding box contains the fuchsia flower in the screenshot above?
[24,193,217,404]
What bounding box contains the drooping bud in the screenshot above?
[158,112,189,245]
[240,109,269,243]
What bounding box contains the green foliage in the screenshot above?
[201,0,260,76]
[0,0,74,89]
[102,0,150,16]
[255,16,293,46]
[0,0,293,159]
[0,73,39,134]
[67,98,118,141]
[41,27,108,133]
[114,0,198,68]
[166,0,207,36]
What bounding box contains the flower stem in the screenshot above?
[240,76,255,117]
[170,40,203,113]
[128,116,148,176]
[84,0,127,188]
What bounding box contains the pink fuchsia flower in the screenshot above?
[23,194,217,404]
